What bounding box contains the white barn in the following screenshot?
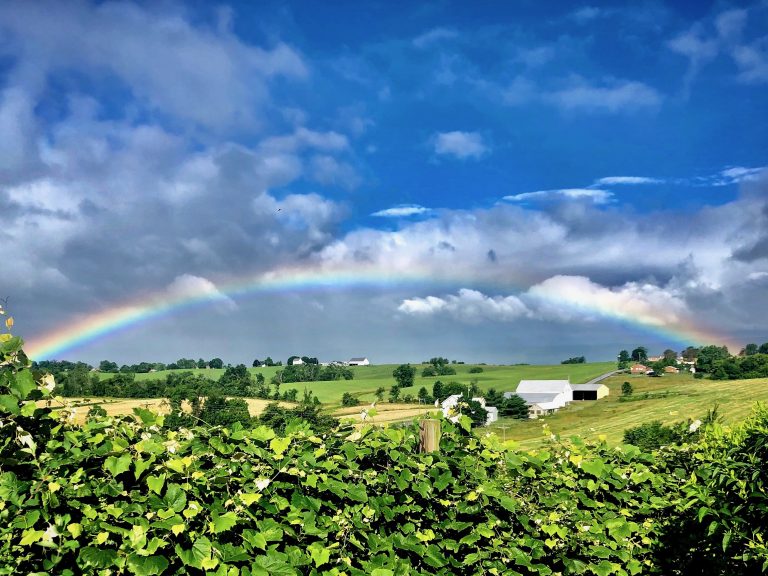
[504,379,573,419]
[348,357,370,366]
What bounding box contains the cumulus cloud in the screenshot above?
[399,288,530,322]
[433,131,488,160]
[165,274,237,312]
[372,205,431,218]
[525,275,688,325]
[398,276,689,328]
[504,188,613,204]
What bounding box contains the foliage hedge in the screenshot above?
[2,327,768,574]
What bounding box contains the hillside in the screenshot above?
[97,361,616,404]
[490,372,768,447]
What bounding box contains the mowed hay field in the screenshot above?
[487,373,768,448]
[100,362,616,405]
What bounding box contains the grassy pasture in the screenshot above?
[100,361,616,405]
[488,372,768,448]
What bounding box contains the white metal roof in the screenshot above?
[516,379,571,394]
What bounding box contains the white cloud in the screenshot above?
[399,276,689,328]
[260,128,349,153]
[668,8,767,89]
[710,166,768,186]
[372,205,431,218]
[504,188,613,204]
[525,275,688,326]
[413,27,458,49]
[399,288,530,322]
[433,131,488,160]
[308,155,360,189]
[0,1,307,131]
[571,6,604,23]
[165,274,237,312]
[547,79,662,113]
[502,76,537,106]
[593,176,662,186]
[732,41,768,84]
[516,46,555,67]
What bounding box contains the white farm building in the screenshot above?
[504,379,573,419]
[348,357,370,366]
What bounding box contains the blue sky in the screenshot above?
[1,0,767,364]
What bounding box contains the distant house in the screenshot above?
[440,394,498,425]
[571,383,609,400]
[630,364,648,374]
[664,366,680,374]
[472,397,499,425]
[348,357,370,366]
[648,356,663,362]
[291,357,304,365]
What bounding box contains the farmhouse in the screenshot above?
[472,397,499,424]
[571,383,610,401]
[664,366,680,374]
[440,394,499,425]
[630,364,649,374]
[348,357,370,366]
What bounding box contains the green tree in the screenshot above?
[663,349,678,362]
[498,394,529,419]
[208,357,224,369]
[392,364,416,388]
[218,364,253,396]
[341,392,360,407]
[463,397,488,427]
[631,347,648,363]
[252,358,262,367]
[743,343,759,356]
[98,360,118,373]
[388,385,401,403]
[622,381,633,396]
[695,345,731,373]
[374,387,385,402]
[617,350,631,369]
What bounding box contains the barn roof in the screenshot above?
[571,383,608,391]
[516,379,571,394]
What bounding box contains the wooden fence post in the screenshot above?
[419,419,441,453]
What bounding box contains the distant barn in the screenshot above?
[348,357,370,366]
[571,383,609,401]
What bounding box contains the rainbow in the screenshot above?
[24,265,741,359]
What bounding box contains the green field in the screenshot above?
[101,362,616,405]
[488,372,768,448]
